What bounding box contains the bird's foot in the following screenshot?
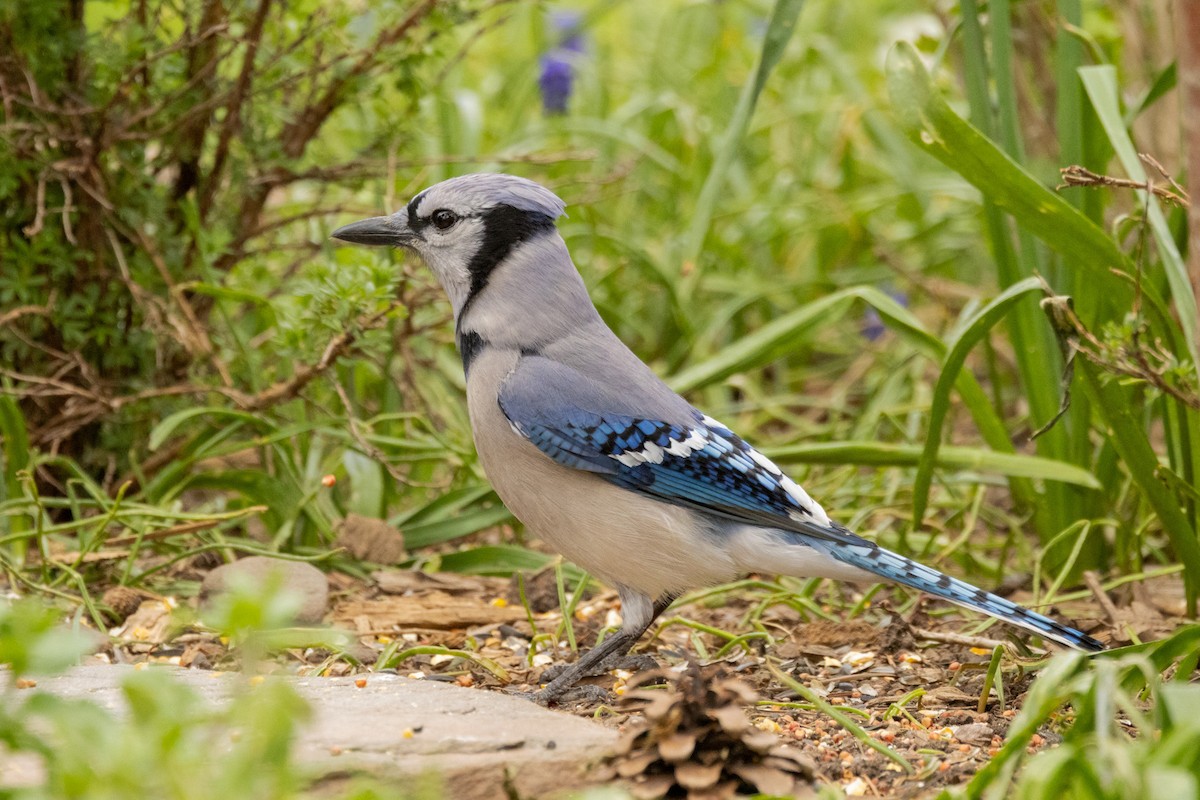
[504,683,612,706]
[539,652,660,683]
[533,683,611,706]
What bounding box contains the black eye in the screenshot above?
[431,209,458,230]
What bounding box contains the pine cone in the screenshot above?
[597,663,816,799]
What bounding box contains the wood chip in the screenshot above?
[922,685,979,707]
[331,592,523,630]
[373,569,508,595]
[115,600,173,644]
[951,722,995,746]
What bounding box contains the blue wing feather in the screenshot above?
[499,364,829,532]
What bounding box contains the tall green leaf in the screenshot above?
[912,278,1046,528]
[679,0,807,269]
[885,43,1149,309]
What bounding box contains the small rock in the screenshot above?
[116,600,174,643]
[201,556,329,624]
[952,722,995,747]
[335,514,405,564]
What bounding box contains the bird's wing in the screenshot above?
[497,355,852,545]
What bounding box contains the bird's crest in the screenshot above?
[410,173,567,220]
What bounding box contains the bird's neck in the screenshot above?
[455,233,601,353]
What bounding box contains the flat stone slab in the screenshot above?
[1,665,617,798]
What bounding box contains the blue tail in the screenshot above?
[813,524,1104,652]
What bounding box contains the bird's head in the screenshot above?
[331,173,567,315]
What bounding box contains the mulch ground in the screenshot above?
[96,555,1187,798]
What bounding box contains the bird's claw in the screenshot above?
[539,652,659,682]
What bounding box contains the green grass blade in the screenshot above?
[669,285,1039,511]
[432,545,586,581]
[885,43,1148,308]
[769,663,913,774]
[912,277,1044,529]
[669,285,940,394]
[0,396,32,539]
[766,441,1099,489]
[679,0,806,268]
[960,1,1072,536]
[1077,360,1200,613]
[149,407,273,451]
[401,504,514,549]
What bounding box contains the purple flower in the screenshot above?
[538,10,587,115]
[539,55,573,115]
[862,288,908,341]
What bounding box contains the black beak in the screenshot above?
[331,215,410,247]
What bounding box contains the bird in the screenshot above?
[331,173,1104,702]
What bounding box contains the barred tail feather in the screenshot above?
[817,532,1104,652]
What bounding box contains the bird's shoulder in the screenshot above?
[497,352,832,527]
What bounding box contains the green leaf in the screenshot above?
[402,504,515,549]
[885,43,1145,306]
[669,285,940,395]
[433,545,584,581]
[679,0,807,268]
[1077,361,1200,613]
[912,277,1045,529]
[669,285,1040,514]
[149,407,273,451]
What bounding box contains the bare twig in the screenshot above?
[1041,285,1200,410]
[910,627,1008,651]
[0,302,53,328]
[199,0,272,219]
[279,0,437,160]
[240,301,401,411]
[1058,162,1190,208]
[21,170,47,236]
[1082,570,1121,625]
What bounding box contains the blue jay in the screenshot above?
[332,174,1103,702]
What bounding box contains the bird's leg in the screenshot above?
[533,588,674,705]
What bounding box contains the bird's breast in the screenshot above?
[462,349,740,598]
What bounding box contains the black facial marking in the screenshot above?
[407,191,430,234]
[457,330,488,375]
[464,205,557,303]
